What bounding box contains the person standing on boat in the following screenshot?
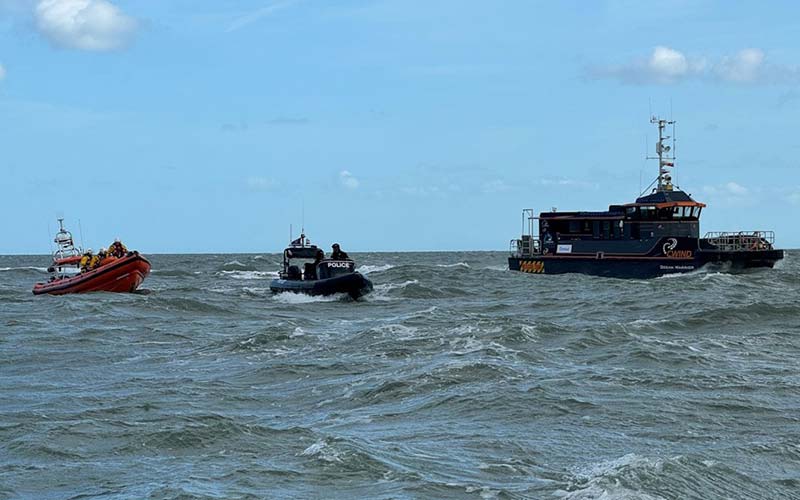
[109,239,127,258]
[80,249,94,273]
[89,252,102,270]
[330,243,349,260]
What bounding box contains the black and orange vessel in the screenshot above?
[33,219,151,295]
[508,117,784,278]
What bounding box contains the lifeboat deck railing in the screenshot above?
[702,231,775,251]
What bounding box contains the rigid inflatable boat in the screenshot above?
[269,235,372,299]
[32,219,151,295]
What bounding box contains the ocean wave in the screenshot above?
[366,279,419,301]
[218,260,259,272]
[0,266,48,273]
[217,270,278,280]
[150,297,233,314]
[242,286,271,297]
[150,269,198,277]
[272,292,350,304]
[357,264,395,274]
[436,262,470,268]
[555,453,772,500]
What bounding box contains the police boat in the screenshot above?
[508,117,784,279]
[269,234,373,299]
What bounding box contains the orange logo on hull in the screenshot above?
[666,250,693,259]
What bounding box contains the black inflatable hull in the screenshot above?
[509,248,784,279]
[269,272,373,299]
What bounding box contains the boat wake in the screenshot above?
[272,292,351,304]
[217,270,279,280]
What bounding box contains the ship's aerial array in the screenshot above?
[30,117,786,295]
[508,117,784,278]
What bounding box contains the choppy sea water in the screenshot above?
[1,251,799,499]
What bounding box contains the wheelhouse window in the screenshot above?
[670,205,701,220]
[639,206,656,220]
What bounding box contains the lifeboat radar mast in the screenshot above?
[53,218,81,261]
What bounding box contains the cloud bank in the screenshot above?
[0,63,6,81]
[588,46,800,85]
[35,0,138,51]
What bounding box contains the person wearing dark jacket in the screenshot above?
[330,243,349,260]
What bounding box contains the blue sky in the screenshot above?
[1,0,799,253]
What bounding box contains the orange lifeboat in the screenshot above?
[32,219,151,295]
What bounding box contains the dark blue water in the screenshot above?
[1,252,799,499]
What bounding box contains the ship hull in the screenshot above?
[509,249,784,279]
[270,272,373,299]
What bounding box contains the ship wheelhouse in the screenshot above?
[515,190,707,257]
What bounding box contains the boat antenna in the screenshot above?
[646,116,676,192]
[289,224,293,244]
[47,221,54,253]
[78,219,85,251]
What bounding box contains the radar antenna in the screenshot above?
[646,116,676,192]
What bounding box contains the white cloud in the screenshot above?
[715,49,764,83]
[0,63,6,81]
[589,46,800,86]
[648,46,689,81]
[339,170,359,190]
[35,0,138,51]
[725,181,748,195]
[589,46,704,84]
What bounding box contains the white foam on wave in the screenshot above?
[626,318,670,329]
[554,454,669,500]
[0,266,48,272]
[366,279,419,301]
[242,287,271,297]
[218,270,278,280]
[272,292,348,304]
[437,262,470,268]
[374,323,420,339]
[357,264,395,274]
[223,259,246,267]
[300,439,343,463]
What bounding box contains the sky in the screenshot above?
[1,0,799,254]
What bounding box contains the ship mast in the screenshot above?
[647,116,676,192]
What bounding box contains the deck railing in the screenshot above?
[703,231,775,252]
[510,235,541,257]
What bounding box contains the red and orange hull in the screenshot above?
[33,253,151,295]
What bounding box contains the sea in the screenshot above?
[1,251,799,499]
